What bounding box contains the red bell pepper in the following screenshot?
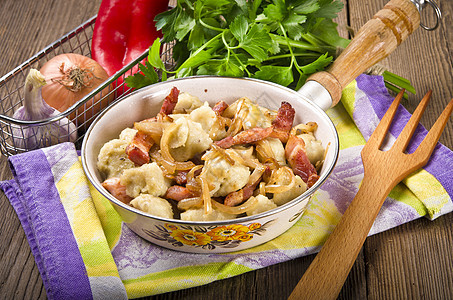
[91,0,169,78]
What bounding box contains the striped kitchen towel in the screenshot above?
[1,74,452,299]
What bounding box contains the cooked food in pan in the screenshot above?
[97,87,325,221]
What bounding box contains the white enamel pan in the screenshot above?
[82,0,421,253]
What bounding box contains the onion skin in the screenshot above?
[40,53,112,125]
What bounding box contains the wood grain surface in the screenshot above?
[0,0,452,299]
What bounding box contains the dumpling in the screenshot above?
[119,127,138,142]
[165,117,213,162]
[224,97,273,130]
[246,195,277,216]
[268,168,307,206]
[202,150,250,197]
[298,133,325,165]
[256,137,286,166]
[231,145,255,161]
[180,208,236,221]
[120,162,171,198]
[130,194,173,219]
[173,92,204,114]
[97,138,135,179]
[188,102,228,141]
[188,103,216,133]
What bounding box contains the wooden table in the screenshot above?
[0,0,452,299]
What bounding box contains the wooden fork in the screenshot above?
[289,90,453,300]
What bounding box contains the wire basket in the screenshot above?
[0,16,173,157]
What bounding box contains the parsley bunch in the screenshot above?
[126,0,415,98]
[127,0,349,90]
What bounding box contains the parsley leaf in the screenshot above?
[301,53,332,73]
[238,23,272,62]
[254,65,294,86]
[130,0,350,90]
[148,38,165,70]
[176,50,212,77]
[197,58,243,77]
[292,0,320,14]
[230,15,248,42]
[282,12,307,41]
[314,0,344,19]
[124,61,159,89]
[174,10,196,41]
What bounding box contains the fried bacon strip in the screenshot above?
[165,185,195,201]
[212,100,229,116]
[214,126,273,148]
[126,87,181,165]
[270,101,295,143]
[160,86,180,115]
[126,131,154,166]
[285,134,319,187]
[224,185,256,207]
[224,165,269,207]
[214,102,295,148]
[174,170,189,185]
[102,177,133,204]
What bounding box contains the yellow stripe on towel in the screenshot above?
[55,160,122,280]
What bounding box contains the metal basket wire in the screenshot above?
[0,16,173,157]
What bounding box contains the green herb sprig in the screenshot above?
[125,0,415,97]
[127,0,349,89]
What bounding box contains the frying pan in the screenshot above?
[82,0,422,253]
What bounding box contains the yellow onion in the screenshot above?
[265,166,296,194]
[177,197,203,210]
[134,118,170,145]
[290,122,318,135]
[40,53,112,125]
[199,176,213,215]
[159,122,196,172]
[185,165,203,194]
[211,196,259,215]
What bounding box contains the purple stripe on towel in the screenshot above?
[356,74,453,199]
[2,149,93,300]
[0,179,49,286]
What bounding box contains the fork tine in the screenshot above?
[392,90,432,152]
[414,98,453,164]
[366,89,404,149]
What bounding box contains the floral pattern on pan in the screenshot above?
[143,221,275,250]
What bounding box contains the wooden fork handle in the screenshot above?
[288,174,393,300]
[307,0,420,107]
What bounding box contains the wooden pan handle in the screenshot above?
[307,0,420,107]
